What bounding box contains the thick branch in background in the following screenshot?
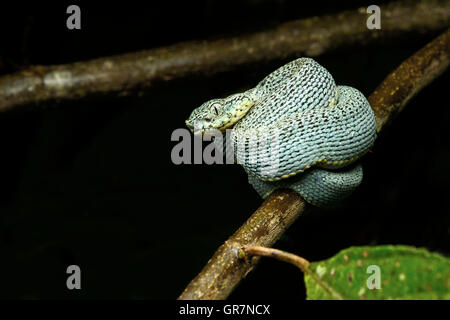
[0,0,449,112]
[178,29,450,300]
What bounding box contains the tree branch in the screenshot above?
[1,0,449,112]
[370,27,450,132]
[240,245,344,300]
[178,29,450,300]
[240,245,310,273]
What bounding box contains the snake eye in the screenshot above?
[210,103,222,116]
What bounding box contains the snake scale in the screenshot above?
[186,58,377,207]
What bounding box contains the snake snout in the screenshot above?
[186,119,210,136]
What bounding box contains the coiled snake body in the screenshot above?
[186,58,377,207]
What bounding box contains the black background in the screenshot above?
[0,0,448,299]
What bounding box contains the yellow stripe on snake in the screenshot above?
[186,58,377,207]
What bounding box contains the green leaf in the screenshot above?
[304,245,450,300]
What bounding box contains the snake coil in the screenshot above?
[186,58,377,207]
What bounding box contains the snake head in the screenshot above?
[186,93,255,135]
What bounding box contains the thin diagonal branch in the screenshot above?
[1,0,449,112]
[241,245,311,274]
[178,29,450,300]
[240,245,344,300]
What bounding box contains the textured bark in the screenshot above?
[370,29,450,132]
[179,189,305,300]
[178,29,450,300]
[0,0,449,112]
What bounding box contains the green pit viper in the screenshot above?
[186,58,377,207]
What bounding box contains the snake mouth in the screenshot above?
[186,119,209,134]
[186,119,220,137]
[185,120,194,130]
[186,99,255,135]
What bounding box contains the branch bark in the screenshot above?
[370,27,450,132]
[1,0,449,112]
[178,29,450,300]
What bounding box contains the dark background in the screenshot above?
[0,0,448,299]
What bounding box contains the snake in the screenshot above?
[185,58,377,207]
